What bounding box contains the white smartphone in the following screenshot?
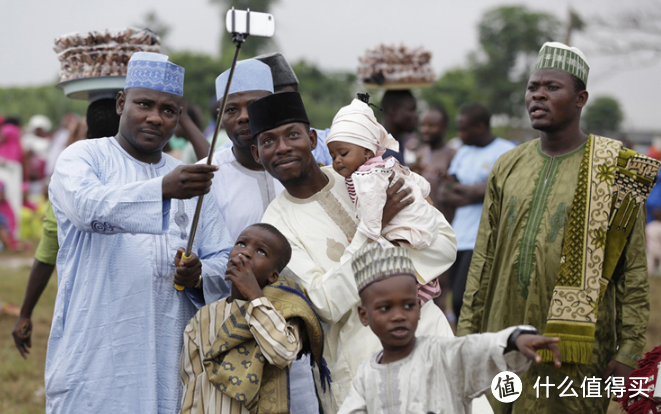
[225,9,275,38]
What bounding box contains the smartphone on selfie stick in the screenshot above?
[175,9,276,290]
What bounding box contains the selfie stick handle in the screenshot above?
[175,32,246,291]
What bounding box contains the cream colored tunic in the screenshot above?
[262,166,458,413]
[338,328,529,414]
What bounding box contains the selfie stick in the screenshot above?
[175,10,249,290]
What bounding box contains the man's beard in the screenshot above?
[277,160,310,186]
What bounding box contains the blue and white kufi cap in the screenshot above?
[125,52,185,96]
[215,59,273,101]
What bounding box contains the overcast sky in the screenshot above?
[2,0,660,130]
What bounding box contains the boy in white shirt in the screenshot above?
[339,243,561,414]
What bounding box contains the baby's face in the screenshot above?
[328,141,372,178]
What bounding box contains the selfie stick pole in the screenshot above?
[175,28,247,290]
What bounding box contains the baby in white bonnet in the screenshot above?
[326,96,440,251]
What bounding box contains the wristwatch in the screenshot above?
[504,325,538,353]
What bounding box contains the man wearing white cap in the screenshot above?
[47,52,232,414]
[459,42,660,413]
[203,59,283,243]
[200,59,319,414]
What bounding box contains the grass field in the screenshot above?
[1,248,660,413]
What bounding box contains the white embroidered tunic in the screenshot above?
[338,328,530,414]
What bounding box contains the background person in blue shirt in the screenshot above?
[441,103,515,320]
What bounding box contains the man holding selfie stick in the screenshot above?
[46,52,232,414]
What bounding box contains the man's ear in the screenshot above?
[251,143,263,165]
[576,90,589,109]
[308,127,318,151]
[116,91,126,116]
[358,304,369,327]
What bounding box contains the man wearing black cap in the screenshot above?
[250,92,457,413]
[255,52,333,166]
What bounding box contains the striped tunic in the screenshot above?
[180,297,303,414]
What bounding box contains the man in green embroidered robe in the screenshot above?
[457,42,660,413]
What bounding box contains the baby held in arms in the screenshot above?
[326,96,439,250]
[338,243,562,414]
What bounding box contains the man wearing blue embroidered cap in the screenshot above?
[47,52,233,414]
[201,59,320,414]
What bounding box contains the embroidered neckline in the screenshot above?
[516,140,587,299]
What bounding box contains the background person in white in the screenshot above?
[442,103,515,320]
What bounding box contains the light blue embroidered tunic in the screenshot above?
[47,137,232,414]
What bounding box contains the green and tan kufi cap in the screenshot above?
[352,243,416,293]
[533,41,590,86]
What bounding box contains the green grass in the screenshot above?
[1,248,660,413]
[0,249,57,414]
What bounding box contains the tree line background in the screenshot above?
[2,0,658,139]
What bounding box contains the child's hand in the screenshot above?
[225,254,264,301]
[516,334,561,369]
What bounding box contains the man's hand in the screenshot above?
[516,334,561,368]
[602,359,634,381]
[174,248,203,288]
[162,164,218,200]
[225,254,264,301]
[12,316,32,359]
[382,173,413,229]
[442,181,488,207]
